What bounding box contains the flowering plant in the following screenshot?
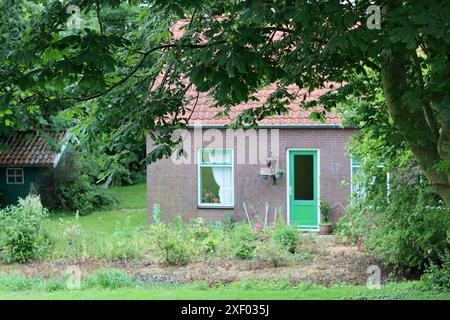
[253,223,274,241]
[203,191,220,203]
[188,217,210,240]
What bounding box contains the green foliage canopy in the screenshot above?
[1,0,450,204]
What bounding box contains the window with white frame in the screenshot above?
[6,168,24,184]
[198,149,234,206]
[351,158,389,199]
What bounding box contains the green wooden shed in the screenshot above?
[0,132,67,207]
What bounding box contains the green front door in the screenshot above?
[289,150,318,229]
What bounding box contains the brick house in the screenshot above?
[147,83,358,231]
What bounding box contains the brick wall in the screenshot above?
[147,128,358,225]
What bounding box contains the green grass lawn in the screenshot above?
[42,184,149,260]
[49,209,147,235]
[0,282,448,300]
[110,183,147,209]
[49,183,148,235]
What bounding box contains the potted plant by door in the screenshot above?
[319,199,332,235]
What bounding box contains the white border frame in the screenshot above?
[197,148,235,208]
[6,168,24,185]
[286,149,320,232]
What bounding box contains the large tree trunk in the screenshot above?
[380,47,450,205]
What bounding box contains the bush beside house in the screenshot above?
[54,150,117,214]
[0,195,49,263]
[336,151,450,274]
[421,253,450,292]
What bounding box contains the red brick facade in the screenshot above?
[147,127,358,225]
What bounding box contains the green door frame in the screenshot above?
[287,149,320,231]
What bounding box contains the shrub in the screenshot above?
[54,150,117,214]
[201,235,219,254]
[254,223,271,241]
[252,241,295,268]
[87,269,136,289]
[235,244,255,260]
[337,131,450,274]
[55,174,117,214]
[0,195,49,263]
[371,188,445,273]
[231,224,257,260]
[187,218,211,241]
[337,159,450,274]
[335,203,368,245]
[421,253,450,292]
[272,224,300,254]
[155,225,191,266]
[108,165,146,186]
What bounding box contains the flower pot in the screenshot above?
[259,174,269,180]
[213,198,220,203]
[319,223,332,235]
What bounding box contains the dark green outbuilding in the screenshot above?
[0,132,67,207]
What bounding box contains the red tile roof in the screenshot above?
[0,132,66,166]
[182,83,342,126]
[168,20,342,126]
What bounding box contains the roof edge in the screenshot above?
[186,124,356,129]
[52,131,70,167]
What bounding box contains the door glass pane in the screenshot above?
[294,154,314,200]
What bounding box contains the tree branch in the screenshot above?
[72,40,226,102]
[188,9,197,29]
[96,0,104,36]
[262,26,295,33]
[411,52,439,138]
[185,91,200,124]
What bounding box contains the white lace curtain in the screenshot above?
[208,150,233,204]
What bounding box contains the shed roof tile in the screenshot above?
[0,132,66,166]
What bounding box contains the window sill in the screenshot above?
[197,204,234,210]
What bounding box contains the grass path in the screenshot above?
[1,282,448,300]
